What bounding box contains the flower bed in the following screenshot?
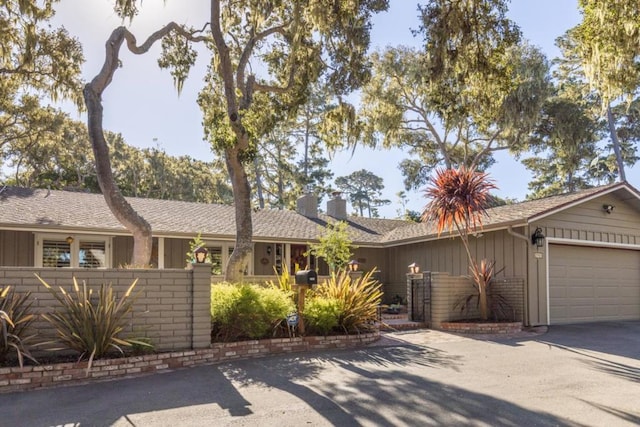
[440,321,522,334]
[0,331,379,393]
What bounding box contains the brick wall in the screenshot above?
[0,264,212,353]
[429,272,524,328]
[0,332,379,393]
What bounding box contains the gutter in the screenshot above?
[507,226,529,242]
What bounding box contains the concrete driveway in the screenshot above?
[1,321,638,426]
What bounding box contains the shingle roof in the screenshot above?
[382,182,638,244]
[2,182,638,246]
[0,187,408,245]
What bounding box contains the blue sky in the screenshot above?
[51,1,638,217]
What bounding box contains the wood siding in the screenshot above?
[384,229,528,305]
[528,194,640,325]
[164,238,190,269]
[0,230,33,266]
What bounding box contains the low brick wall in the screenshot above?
[440,321,522,334]
[0,332,379,393]
[0,264,212,352]
[429,272,525,328]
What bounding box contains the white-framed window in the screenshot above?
[199,242,252,275]
[35,234,111,268]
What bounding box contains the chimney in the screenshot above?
[327,191,347,220]
[296,193,318,218]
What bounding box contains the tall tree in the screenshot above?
[0,0,83,170]
[335,169,390,218]
[359,1,550,190]
[573,0,640,107]
[572,1,640,180]
[88,1,387,278]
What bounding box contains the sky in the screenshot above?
[49,0,640,218]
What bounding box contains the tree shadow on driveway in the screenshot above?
[223,343,581,426]
[0,340,580,426]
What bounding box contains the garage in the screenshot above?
[549,244,640,324]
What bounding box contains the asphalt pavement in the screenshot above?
[1,321,639,426]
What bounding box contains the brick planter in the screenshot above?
[440,321,522,334]
[0,331,379,394]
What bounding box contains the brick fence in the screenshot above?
[0,332,380,393]
[0,264,212,352]
[411,272,524,328]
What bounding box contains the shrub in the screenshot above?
[0,286,37,367]
[36,275,151,369]
[310,269,382,333]
[211,282,295,342]
[303,297,341,336]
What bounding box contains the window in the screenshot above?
[37,235,110,268]
[42,240,71,267]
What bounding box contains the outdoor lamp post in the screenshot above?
[194,246,208,263]
[347,259,359,272]
[408,262,420,274]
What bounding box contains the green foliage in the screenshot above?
[335,169,390,218]
[359,2,550,190]
[0,286,37,368]
[303,297,341,336]
[210,283,295,342]
[309,269,382,333]
[266,264,293,295]
[36,275,151,369]
[306,221,356,273]
[574,0,640,106]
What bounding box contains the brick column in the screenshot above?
[191,263,212,349]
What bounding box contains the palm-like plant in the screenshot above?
[0,286,37,367]
[422,167,498,320]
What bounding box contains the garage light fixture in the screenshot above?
[602,204,615,214]
[531,227,545,248]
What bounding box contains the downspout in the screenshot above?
[507,226,530,326]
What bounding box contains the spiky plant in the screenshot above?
[36,275,151,371]
[310,269,382,333]
[0,286,37,367]
[422,167,498,320]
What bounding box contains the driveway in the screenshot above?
[1,321,638,426]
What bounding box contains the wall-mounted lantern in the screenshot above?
[194,246,209,263]
[408,262,420,274]
[531,227,545,248]
[267,245,272,255]
[65,236,74,244]
[602,204,615,214]
[347,259,359,272]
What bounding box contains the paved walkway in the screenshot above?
[1,322,638,426]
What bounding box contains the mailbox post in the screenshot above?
[294,270,317,335]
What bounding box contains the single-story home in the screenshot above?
[1,181,639,326]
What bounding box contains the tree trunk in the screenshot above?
[84,86,152,267]
[607,104,626,182]
[478,278,489,321]
[253,156,265,209]
[224,145,253,282]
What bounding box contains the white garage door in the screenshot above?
[549,244,640,324]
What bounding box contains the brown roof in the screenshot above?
[382,182,640,244]
[0,187,408,245]
[2,182,638,246]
